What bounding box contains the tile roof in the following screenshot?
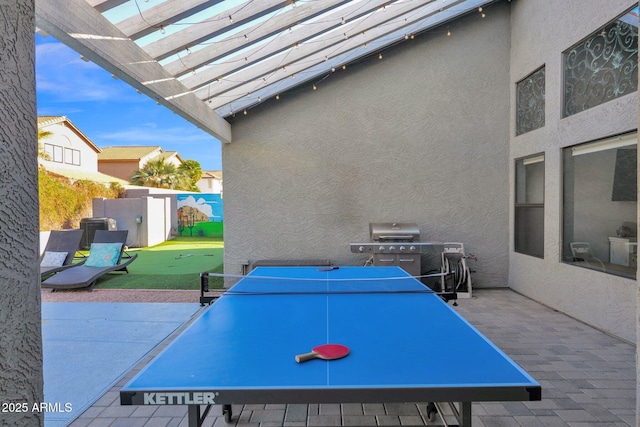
[37,116,66,126]
[201,170,223,179]
[43,164,129,185]
[98,146,162,161]
[156,150,183,163]
[38,116,101,153]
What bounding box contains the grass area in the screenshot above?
[177,221,223,238]
[90,236,224,290]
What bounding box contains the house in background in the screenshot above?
[97,145,183,183]
[196,170,222,195]
[37,116,127,184]
[38,118,202,248]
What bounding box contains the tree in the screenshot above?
[130,158,192,190]
[38,129,52,160]
[178,159,202,192]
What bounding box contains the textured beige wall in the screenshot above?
[98,161,139,182]
[224,4,512,287]
[508,0,638,343]
[0,1,44,425]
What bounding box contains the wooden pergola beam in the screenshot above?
[115,0,226,40]
[141,0,290,61]
[87,0,128,13]
[35,0,232,144]
[199,0,461,107]
[163,0,352,77]
[179,0,396,91]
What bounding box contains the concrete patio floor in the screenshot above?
[61,289,636,427]
[42,302,203,427]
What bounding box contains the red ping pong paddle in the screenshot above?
[295,344,350,363]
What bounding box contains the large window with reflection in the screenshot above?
[515,154,545,258]
[562,133,637,279]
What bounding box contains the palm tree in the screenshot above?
[131,158,191,190]
[38,129,52,160]
[178,159,202,192]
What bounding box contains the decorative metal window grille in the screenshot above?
[563,8,638,117]
[516,67,545,136]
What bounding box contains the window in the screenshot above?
[516,66,545,136]
[64,147,81,166]
[45,143,63,163]
[563,7,638,117]
[562,133,637,279]
[515,154,545,258]
[44,143,81,166]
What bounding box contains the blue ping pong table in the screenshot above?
[120,266,540,426]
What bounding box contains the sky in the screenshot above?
[35,34,223,171]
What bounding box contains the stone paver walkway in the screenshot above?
[63,289,636,426]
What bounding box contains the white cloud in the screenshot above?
[178,195,214,218]
[99,126,200,141]
[36,40,136,103]
[89,122,221,166]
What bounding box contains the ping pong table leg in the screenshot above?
[432,401,472,426]
[187,404,212,427]
[450,401,472,427]
[223,404,233,423]
[460,401,472,427]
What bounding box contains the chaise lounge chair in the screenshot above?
[89,230,134,272]
[570,242,606,271]
[40,229,85,279]
[42,230,138,291]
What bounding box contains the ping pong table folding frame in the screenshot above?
[121,266,541,427]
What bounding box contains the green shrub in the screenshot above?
[39,168,121,231]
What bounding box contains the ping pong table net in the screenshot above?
[201,271,436,296]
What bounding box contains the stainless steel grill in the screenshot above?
[350,222,427,276]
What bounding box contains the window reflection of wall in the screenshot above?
[563,133,637,279]
[515,154,545,258]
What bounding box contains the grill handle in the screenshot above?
[378,235,414,240]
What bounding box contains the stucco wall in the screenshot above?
[508,0,638,343]
[196,176,223,194]
[223,4,512,287]
[93,196,171,247]
[40,122,99,172]
[98,160,139,182]
[126,188,182,237]
[0,1,44,425]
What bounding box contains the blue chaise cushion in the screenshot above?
[85,243,122,267]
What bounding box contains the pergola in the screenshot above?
[34,0,497,144]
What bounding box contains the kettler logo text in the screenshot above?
[143,392,216,405]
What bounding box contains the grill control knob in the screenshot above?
[409,245,417,252]
[399,246,406,251]
[358,246,365,253]
[389,246,396,251]
[378,246,385,252]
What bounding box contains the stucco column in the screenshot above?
[0,1,44,426]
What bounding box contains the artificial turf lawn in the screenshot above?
[91,236,224,290]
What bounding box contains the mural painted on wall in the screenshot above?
[177,194,224,238]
